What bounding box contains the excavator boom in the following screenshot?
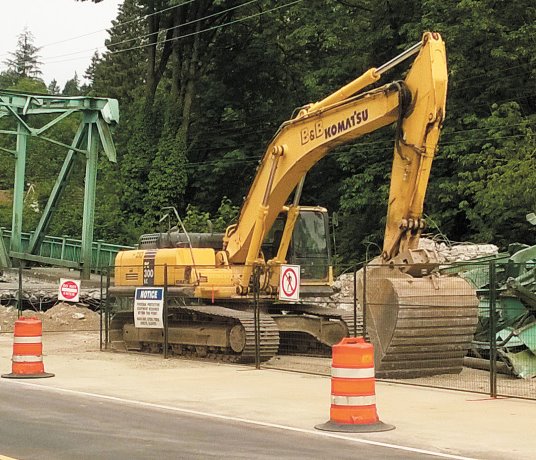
[224,32,448,291]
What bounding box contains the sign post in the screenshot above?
[134,287,165,329]
[278,264,300,302]
[58,278,81,303]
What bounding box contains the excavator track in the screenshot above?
[273,305,365,356]
[363,270,479,379]
[291,305,365,338]
[110,305,280,364]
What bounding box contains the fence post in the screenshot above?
[99,269,104,351]
[17,262,22,318]
[164,264,169,359]
[60,235,67,260]
[105,269,111,349]
[489,259,497,398]
[352,266,357,337]
[253,265,261,370]
[96,240,103,270]
[362,264,368,340]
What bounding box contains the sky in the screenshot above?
[0,0,123,88]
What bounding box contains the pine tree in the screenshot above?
[84,51,101,86]
[4,28,42,79]
[62,73,81,96]
[48,79,60,95]
[92,0,145,103]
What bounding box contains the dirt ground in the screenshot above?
[1,322,530,400]
[0,303,101,334]
[0,258,533,401]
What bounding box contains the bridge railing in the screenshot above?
[1,228,135,272]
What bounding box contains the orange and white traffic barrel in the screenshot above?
[315,337,393,432]
[2,317,54,379]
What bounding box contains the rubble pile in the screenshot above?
[0,289,102,310]
[0,271,102,310]
[327,237,499,308]
[418,237,499,262]
[0,302,101,333]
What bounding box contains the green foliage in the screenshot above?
[120,101,157,231]
[182,205,211,233]
[213,197,239,232]
[62,73,81,96]
[146,123,189,223]
[182,197,239,233]
[450,103,536,245]
[47,79,60,95]
[4,77,47,93]
[1,1,535,264]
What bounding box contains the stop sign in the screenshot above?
[58,278,80,302]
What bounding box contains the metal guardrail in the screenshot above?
[1,228,134,272]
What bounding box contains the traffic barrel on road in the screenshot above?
[315,337,393,432]
[2,317,54,379]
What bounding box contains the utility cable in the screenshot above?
[42,0,260,61]
[43,0,304,65]
[179,128,535,170]
[0,0,198,59]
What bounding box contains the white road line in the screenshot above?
[3,380,476,460]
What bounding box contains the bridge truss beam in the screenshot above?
[0,90,119,279]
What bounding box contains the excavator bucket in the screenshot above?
[360,265,479,378]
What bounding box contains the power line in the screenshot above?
[180,126,536,170]
[450,61,535,85]
[42,0,260,61]
[0,0,198,59]
[187,116,536,158]
[450,69,535,95]
[106,0,260,50]
[44,0,304,65]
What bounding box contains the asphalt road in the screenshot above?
[0,381,442,460]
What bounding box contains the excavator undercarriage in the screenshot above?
[107,291,361,363]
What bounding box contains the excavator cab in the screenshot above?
[263,206,333,290]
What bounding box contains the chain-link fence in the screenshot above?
[98,259,536,400]
[0,265,103,337]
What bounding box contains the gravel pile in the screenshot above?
[0,302,101,333]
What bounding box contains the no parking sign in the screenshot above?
[279,264,300,301]
[58,278,81,303]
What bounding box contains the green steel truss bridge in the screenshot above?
[0,90,123,277]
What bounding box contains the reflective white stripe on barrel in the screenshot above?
[331,367,375,379]
[12,355,43,363]
[331,395,376,406]
[13,336,42,344]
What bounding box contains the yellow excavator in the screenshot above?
[109,32,478,377]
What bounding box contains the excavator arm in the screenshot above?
[223,32,447,291]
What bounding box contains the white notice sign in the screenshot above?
[278,264,300,301]
[134,287,164,328]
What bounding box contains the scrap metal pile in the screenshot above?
[443,215,536,379]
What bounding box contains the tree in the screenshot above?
[62,72,81,96]
[48,79,61,95]
[81,0,536,257]
[4,28,42,79]
[91,0,145,103]
[145,121,189,223]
